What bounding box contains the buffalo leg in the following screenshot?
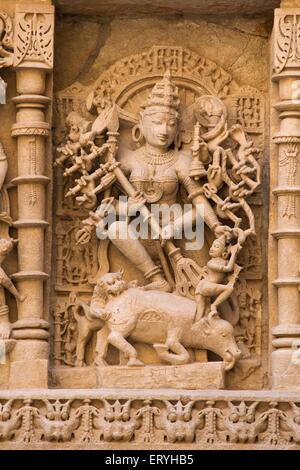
[154,328,189,365]
[75,326,92,367]
[107,331,144,366]
[94,325,109,366]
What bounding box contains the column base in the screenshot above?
[272,348,300,390]
[9,358,48,389]
[0,339,16,389]
[9,339,48,388]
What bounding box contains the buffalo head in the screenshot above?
[195,316,242,370]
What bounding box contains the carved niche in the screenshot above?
[53,45,265,389]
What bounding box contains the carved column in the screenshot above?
[271,7,300,389]
[9,3,54,388]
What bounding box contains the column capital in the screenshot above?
[14,3,54,71]
[273,9,300,78]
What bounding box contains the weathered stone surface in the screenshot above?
[96,363,225,389]
[9,359,48,389]
[51,366,98,389]
[54,0,280,17]
[52,363,225,389]
[54,15,271,93]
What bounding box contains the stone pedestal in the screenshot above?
[0,339,15,388]
[52,363,225,390]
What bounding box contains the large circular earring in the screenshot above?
[174,131,181,150]
[132,124,144,145]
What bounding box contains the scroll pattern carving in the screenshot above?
[274,12,300,74]
[89,45,233,109]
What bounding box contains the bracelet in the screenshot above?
[0,305,9,317]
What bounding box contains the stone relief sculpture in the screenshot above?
[0,11,26,361]
[0,143,23,341]
[74,271,241,370]
[0,0,300,451]
[0,12,13,68]
[55,60,261,387]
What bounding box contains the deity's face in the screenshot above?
[209,239,225,258]
[140,109,178,150]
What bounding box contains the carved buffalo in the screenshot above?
[74,273,241,371]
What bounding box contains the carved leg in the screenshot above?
[107,221,170,292]
[154,342,190,365]
[94,325,109,366]
[107,330,144,366]
[211,285,234,312]
[194,281,228,325]
[194,294,208,322]
[75,326,92,367]
[154,328,189,365]
[0,304,11,340]
[227,292,240,326]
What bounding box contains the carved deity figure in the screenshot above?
[195,235,241,321]
[55,68,261,370]
[115,74,233,289]
[0,238,23,339]
[0,143,23,340]
[76,72,231,294]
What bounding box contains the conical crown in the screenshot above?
[141,70,180,113]
[213,235,227,251]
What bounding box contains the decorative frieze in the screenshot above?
[0,391,300,448]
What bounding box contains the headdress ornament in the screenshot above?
[141,70,180,113]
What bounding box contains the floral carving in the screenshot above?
[98,400,139,442]
[160,400,199,443]
[14,5,54,69]
[37,400,79,442]
[0,396,298,448]
[274,13,300,74]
